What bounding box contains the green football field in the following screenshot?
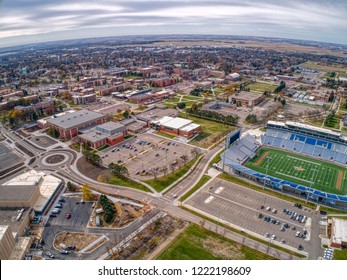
[245,147,347,195]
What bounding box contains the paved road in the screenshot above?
[2,127,321,259]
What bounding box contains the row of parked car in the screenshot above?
[323,248,334,260]
[283,208,307,224]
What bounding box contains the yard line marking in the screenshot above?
[275,172,313,184]
[286,155,321,165]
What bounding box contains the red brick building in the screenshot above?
[46,110,105,139]
[78,122,127,149]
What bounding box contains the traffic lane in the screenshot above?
[186,191,306,249]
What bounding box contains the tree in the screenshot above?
[66,181,73,191]
[82,184,94,201]
[191,148,200,158]
[108,163,129,178]
[122,110,130,118]
[245,114,258,124]
[177,102,186,109]
[280,98,286,106]
[181,154,189,165]
[83,150,101,166]
[149,167,160,180]
[161,166,168,177]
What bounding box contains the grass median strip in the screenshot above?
[181,207,306,258]
[144,156,201,192]
[179,175,211,202]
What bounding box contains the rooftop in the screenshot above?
[47,110,103,129]
[159,117,192,130]
[96,121,126,135]
[331,218,347,245]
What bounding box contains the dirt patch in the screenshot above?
[254,151,268,166]
[46,154,65,164]
[54,232,102,252]
[336,171,343,190]
[107,215,186,260]
[76,157,107,181]
[89,201,146,228]
[201,236,244,260]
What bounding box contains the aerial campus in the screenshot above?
[1,3,347,262]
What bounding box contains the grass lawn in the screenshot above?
[181,95,203,101]
[155,131,176,139]
[180,113,235,149]
[246,147,347,195]
[208,149,224,168]
[333,249,347,260]
[179,175,211,202]
[249,82,277,93]
[213,87,224,95]
[97,144,110,151]
[143,157,200,192]
[299,62,347,72]
[324,115,341,129]
[156,224,275,260]
[100,175,152,193]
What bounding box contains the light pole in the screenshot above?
[307,168,318,202]
[263,156,272,189]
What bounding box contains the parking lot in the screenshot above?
[185,178,317,251]
[47,196,93,228]
[30,135,58,148]
[101,133,200,179]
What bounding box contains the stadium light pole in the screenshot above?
[307,168,318,203]
[263,156,273,189]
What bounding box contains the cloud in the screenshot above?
[0,0,346,46]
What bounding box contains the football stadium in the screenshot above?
[221,121,347,210]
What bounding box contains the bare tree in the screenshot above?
[149,167,160,180]
[191,148,200,158]
[169,162,176,173]
[181,154,189,165]
[161,166,168,177]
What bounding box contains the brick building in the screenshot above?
[46,110,105,139]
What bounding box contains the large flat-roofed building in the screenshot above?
[136,106,178,125]
[330,218,347,249]
[1,170,62,215]
[152,116,201,138]
[0,225,16,260]
[46,109,105,139]
[0,142,24,175]
[230,91,264,107]
[79,121,127,149]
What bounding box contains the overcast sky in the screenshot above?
[0,0,346,47]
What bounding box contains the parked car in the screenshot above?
[66,213,71,219]
[61,250,69,255]
[46,251,54,259]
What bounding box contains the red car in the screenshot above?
[66,213,71,219]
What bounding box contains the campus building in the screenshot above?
[46,110,105,139]
[79,122,127,149]
[152,116,201,139]
[330,218,347,249]
[230,91,264,107]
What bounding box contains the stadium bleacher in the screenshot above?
[262,125,347,165]
[222,134,260,165]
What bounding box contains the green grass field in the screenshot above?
[156,224,275,260]
[246,147,347,195]
[248,82,277,93]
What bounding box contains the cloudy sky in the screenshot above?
[0,0,346,47]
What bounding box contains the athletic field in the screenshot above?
[245,147,347,195]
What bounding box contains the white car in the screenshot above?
[271,235,276,240]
